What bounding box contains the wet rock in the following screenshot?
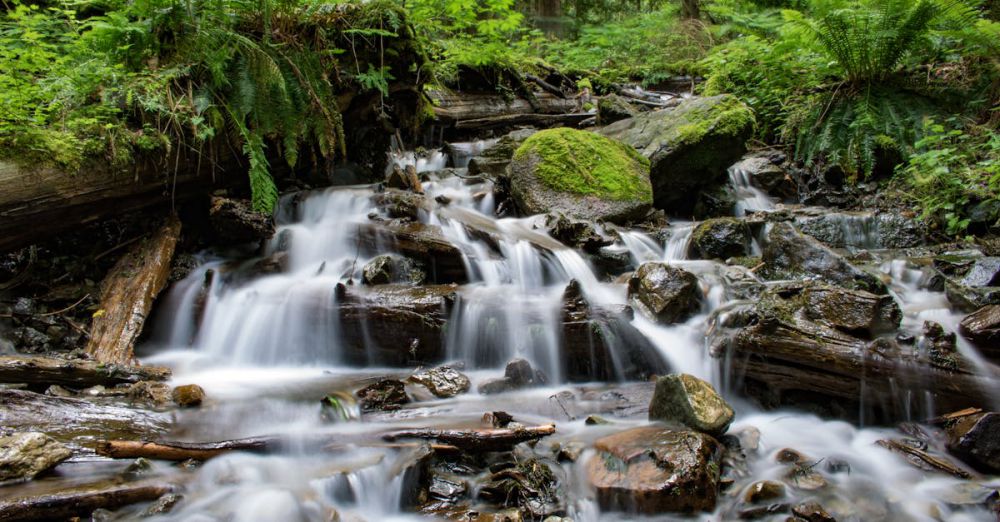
[588,426,722,513]
[627,262,703,324]
[801,284,901,338]
[507,128,653,224]
[319,392,358,423]
[386,164,423,193]
[933,254,1000,312]
[694,184,738,220]
[946,412,1000,474]
[794,211,925,249]
[959,305,1000,358]
[648,373,734,436]
[408,365,470,398]
[1,389,171,440]
[731,152,796,200]
[469,129,537,179]
[479,458,564,518]
[743,480,785,504]
[428,473,466,502]
[392,443,433,509]
[362,254,426,285]
[688,217,751,260]
[171,384,205,407]
[597,94,639,125]
[209,197,274,246]
[961,257,1000,287]
[142,493,183,516]
[356,379,409,412]
[599,95,754,215]
[127,381,173,406]
[544,214,610,253]
[783,462,828,491]
[478,359,545,394]
[791,501,836,522]
[921,321,963,371]
[762,222,885,294]
[0,432,71,482]
[556,441,585,462]
[372,189,428,221]
[484,411,514,428]
[354,221,467,284]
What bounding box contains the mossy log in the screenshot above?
[85,215,182,365]
[0,355,170,389]
[0,483,175,522]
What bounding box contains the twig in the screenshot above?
[37,294,91,317]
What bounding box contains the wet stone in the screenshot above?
[0,432,72,482]
[172,384,206,407]
[143,493,184,516]
[743,480,785,504]
[627,262,703,324]
[688,217,751,260]
[356,379,409,412]
[362,254,426,286]
[791,501,836,522]
[946,412,1000,474]
[649,373,734,437]
[408,365,471,398]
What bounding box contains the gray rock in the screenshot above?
[649,373,734,436]
[762,222,885,294]
[627,262,703,324]
[362,254,426,286]
[946,412,1000,474]
[408,365,470,398]
[0,432,72,482]
[688,218,751,260]
[801,284,901,338]
[468,128,537,179]
[960,305,1000,358]
[597,94,639,125]
[962,257,1000,287]
[209,197,274,245]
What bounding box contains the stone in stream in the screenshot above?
[353,221,468,284]
[386,164,423,193]
[478,359,546,395]
[208,197,274,246]
[931,253,1000,312]
[959,305,1000,358]
[371,189,429,221]
[945,412,1000,474]
[627,262,703,324]
[743,480,785,504]
[479,458,565,518]
[361,254,426,286]
[544,213,610,253]
[172,384,205,407]
[599,95,754,215]
[587,426,722,514]
[408,365,470,398]
[732,152,797,201]
[597,94,640,125]
[800,283,901,338]
[762,222,886,294]
[356,379,409,412]
[648,373,734,437]
[127,381,173,407]
[468,128,537,179]
[687,217,751,260]
[506,128,653,224]
[921,321,964,372]
[0,432,72,482]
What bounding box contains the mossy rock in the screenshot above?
[508,128,653,224]
[599,95,754,216]
[688,217,751,260]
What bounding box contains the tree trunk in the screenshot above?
[85,215,182,365]
[0,483,174,522]
[680,0,699,19]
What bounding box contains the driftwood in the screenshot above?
[96,438,275,461]
[86,215,182,365]
[382,424,556,452]
[0,355,170,388]
[454,112,593,131]
[875,439,974,479]
[0,483,174,522]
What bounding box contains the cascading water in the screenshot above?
[135,144,999,522]
[728,160,776,217]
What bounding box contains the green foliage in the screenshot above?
[897,120,1000,234]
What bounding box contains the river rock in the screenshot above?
[743,480,785,504]
[599,95,754,215]
[762,222,885,294]
[386,164,423,193]
[478,358,546,394]
[408,365,470,398]
[544,214,610,253]
[468,129,537,179]
[801,284,901,338]
[0,432,72,482]
[794,210,925,249]
[959,305,1000,357]
[792,502,836,522]
[597,94,639,125]
[946,412,1000,474]
[209,197,274,246]
[587,426,722,513]
[732,152,796,200]
[362,254,426,285]
[354,221,467,284]
[688,218,751,260]
[171,384,205,407]
[649,373,734,436]
[627,262,703,324]
[507,128,653,224]
[932,253,1000,311]
[356,379,409,412]
[372,189,429,221]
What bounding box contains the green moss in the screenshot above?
[512,128,652,203]
[675,95,756,147]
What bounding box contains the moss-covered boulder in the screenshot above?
[598,94,639,125]
[649,373,734,436]
[688,218,751,260]
[599,95,754,215]
[507,128,653,224]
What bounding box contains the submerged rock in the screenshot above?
[172,384,205,407]
[356,379,409,412]
[946,412,1000,474]
[599,95,754,215]
[762,222,885,294]
[544,214,610,253]
[362,254,426,286]
[648,373,734,436]
[408,365,471,398]
[507,128,653,224]
[587,426,722,513]
[688,217,751,260]
[0,432,71,482]
[627,262,703,324]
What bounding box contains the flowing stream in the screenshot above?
[131,143,999,521]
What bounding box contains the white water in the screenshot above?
[139,147,999,521]
[728,161,776,217]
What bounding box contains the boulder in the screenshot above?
[587,426,722,513]
[544,214,610,253]
[209,197,274,246]
[687,218,751,260]
[801,284,901,338]
[627,262,703,324]
[649,374,734,436]
[386,164,423,193]
[354,221,467,284]
[794,210,926,249]
[356,379,409,412]
[932,254,1000,311]
[959,305,1000,358]
[0,432,72,482]
[362,254,426,285]
[597,94,639,125]
[762,222,885,294]
[507,128,653,224]
[372,189,429,221]
[599,95,754,215]
[946,412,1000,474]
[408,365,470,398]
[171,384,205,407]
[478,358,546,394]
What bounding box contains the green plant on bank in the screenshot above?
[898,120,1000,235]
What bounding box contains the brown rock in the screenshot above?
[171,384,205,408]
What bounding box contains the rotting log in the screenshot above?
[454,112,594,131]
[0,483,174,522]
[382,424,556,452]
[96,438,275,461]
[86,214,182,365]
[0,355,170,389]
[429,90,578,124]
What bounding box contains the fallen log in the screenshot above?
[875,439,974,479]
[96,437,275,460]
[1,389,172,441]
[454,112,594,131]
[0,355,170,388]
[86,214,182,365]
[524,73,566,99]
[382,424,556,452]
[0,483,174,522]
[429,90,578,123]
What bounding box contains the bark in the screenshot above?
[96,438,275,461]
[0,483,174,522]
[0,355,170,389]
[86,215,182,365]
[382,424,556,452]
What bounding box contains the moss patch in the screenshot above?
[513,128,652,203]
[675,95,756,147]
